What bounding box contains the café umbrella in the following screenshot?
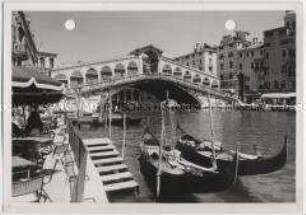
[12,66,65,105]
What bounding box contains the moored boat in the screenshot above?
[176,125,288,175]
[138,127,240,196]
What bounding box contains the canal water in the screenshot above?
[78,110,296,203]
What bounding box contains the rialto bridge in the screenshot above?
[51,45,237,109]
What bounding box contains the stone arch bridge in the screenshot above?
[51,45,237,107]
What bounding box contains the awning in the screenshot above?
[261,93,296,99]
[12,66,64,105]
[13,66,64,91]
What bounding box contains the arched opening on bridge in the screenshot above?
[70,70,84,88]
[54,73,68,87]
[183,70,192,81]
[211,80,219,89]
[101,66,113,81]
[114,63,126,79]
[85,68,98,85]
[203,78,210,86]
[162,64,172,76]
[173,67,182,76]
[193,74,201,83]
[127,61,138,77]
[141,50,159,74]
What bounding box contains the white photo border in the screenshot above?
[1,0,304,214]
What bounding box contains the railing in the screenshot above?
[67,117,88,202]
[67,72,236,101]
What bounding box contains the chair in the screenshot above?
[12,175,52,202]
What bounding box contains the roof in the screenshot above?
[129,44,163,56]
[261,92,296,99]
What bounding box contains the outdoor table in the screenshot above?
[12,156,36,180]
[13,136,54,163]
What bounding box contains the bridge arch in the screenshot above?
[211,80,219,89]
[101,66,113,81]
[70,70,84,88]
[162,64,172,76]
[193,74,201,83]
[173,67,182,76]
[203,77,210,86]
[183,70,192,81]
[85,68,98,85]
[141,50,159,74]
[127,61,138,77]
[114,63,126,78]
[54,73,68,86]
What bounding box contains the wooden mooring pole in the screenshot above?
[121,113,127,159]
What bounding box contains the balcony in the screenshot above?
[12,43,28,61]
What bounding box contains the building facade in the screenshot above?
[177,11,296,102]
[12,11,57,75]
[217,30,251,97]
[174,43,218,77]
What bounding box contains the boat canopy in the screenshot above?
[260,93,296,99]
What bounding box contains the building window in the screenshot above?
[239,64,242,70]
[199,59,202,65]
[219,54,224,60]
[265,52,270,59]
[251,51,254,57]
[49,58,54,68]
[192,60,195,66]
[246,52,249,57]
[282,50,286,58]
[209,51,212,55]
[220,63,224,70]
[39,57,45,69]
[229,72,233,79]
[260,50,264,56]
[199,66,202,71]
[239,53,243,58]
[209,66,213,72]
[251,62,254,69]
[229,61,233,69]
[228,52,233,58]
[274,80,279,89]
[186,62,189,66]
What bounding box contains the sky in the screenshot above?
[26,11,286,66]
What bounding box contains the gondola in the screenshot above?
[176,125,288,175]
[138,127,240,196]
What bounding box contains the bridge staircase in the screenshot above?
[83,138,139,198]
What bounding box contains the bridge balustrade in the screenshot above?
[66,72,235,101]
